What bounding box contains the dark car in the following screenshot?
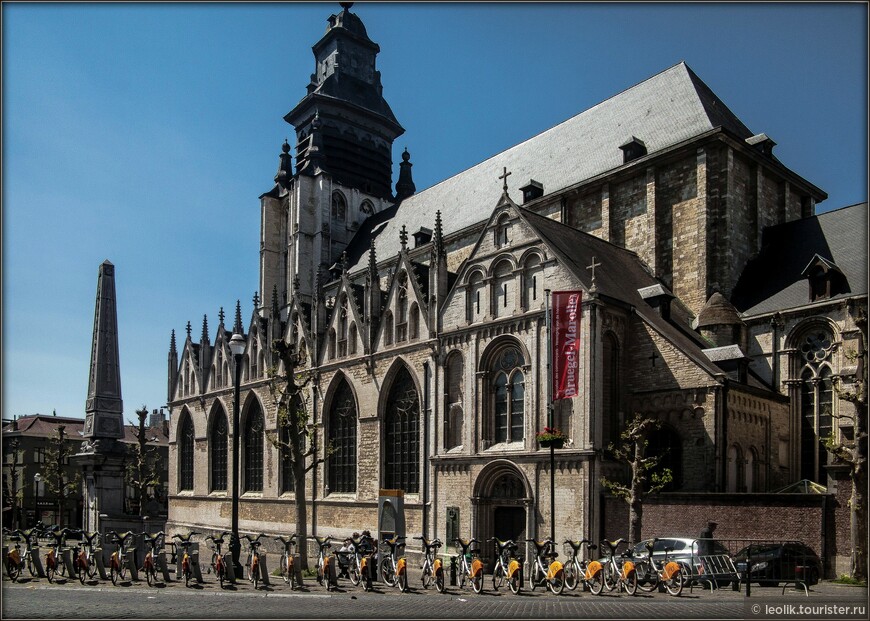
[733,542,822,586]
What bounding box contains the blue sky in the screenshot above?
[3,2,867,420]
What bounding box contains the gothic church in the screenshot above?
[166,4,867,559]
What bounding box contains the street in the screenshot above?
[2,573,867,620]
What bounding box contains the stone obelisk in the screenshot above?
[75,260,128,533]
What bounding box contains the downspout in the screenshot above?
[423,360,430,538]
[312,384,318,537]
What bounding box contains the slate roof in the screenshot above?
[518,207,724,379]
[732,202,868,316]
[3,414,169,446]
[346,61,753,274]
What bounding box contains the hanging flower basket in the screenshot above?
[537,427,567,449]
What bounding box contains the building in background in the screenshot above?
[164,4,866,576]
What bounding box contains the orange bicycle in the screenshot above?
[453,538,484,593]
[414,536,446,593]
[172,531,200,587]
[140,531,165,586]
[108,530,137,586]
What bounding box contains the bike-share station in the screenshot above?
[376,489,405,584]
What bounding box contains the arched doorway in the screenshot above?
[473,461,531,565]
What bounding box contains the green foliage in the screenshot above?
[833,574,866,586]
[124,406,165,516]
[43,425,81,527]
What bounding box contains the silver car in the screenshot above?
[629,537,738,588]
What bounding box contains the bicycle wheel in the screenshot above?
[7,558,20,582]
[603,562,617,592]
[435,566,445,593]
[217,563,225,589]
[145,562,154,586]
[471,571,483,594]
[492,563,505,591]
[110,562,119,586]
[252,561,259,590]
[26,554,36,577]
[564,560,578,591]
[529,565,540,591]
[548,566,564,595]
[398,567,408,593]
[588,568,604,595]
[59,555,68,578]
[349,558,361,586]
[281,552,291,584]
[46,558,55,583]
[623,568,638,595]
[380,557,396,587]
[316,560,324,585]
[86,555,97,579]
[636,560,658,593]
[421,560,432,589]
[458,564,467,589]
[119,559,127,581]
[508,569,521,594]
[664,566,684,596]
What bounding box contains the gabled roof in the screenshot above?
[517,208,724,379]
[732,202,868,316]
[347,61,754,274]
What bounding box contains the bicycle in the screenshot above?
[140,531,166,587]
[274,534,298,588]
[379,535,409,592]
[4,530,25,582]
[42,526,70,583]
[453,538,484,594]
[15,524,43,578]
[353,533,377,591]
[206,532,232,589]
[489,537,523,594]
[108,530,137,586]
[76,531,101,584]
[599,538,637,595]
[526,538,565,594]
[172,531,200,587]
[242,533,265,590]
[632,537,684,596]
[309,535,334,589]
[414,536,446,593]
[562,538,604,593]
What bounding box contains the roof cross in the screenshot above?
[586,256,601,289]
[499,167,512,192]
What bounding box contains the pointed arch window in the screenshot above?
[491,344,525,444]
[383,312,394,346]
[349,323,358,355]
[409,303,419,340]
[179,414,195,492]
[647,424,682,490]
[397,273,409,342]
[209,410,228,492]
[444,352,464,450]
[251,339,259,378]
[328,379,357,493]
[337,297,348,357]
[384,367,419,492]
[243,403,264,493]
[797,327,835,483]
[331,192,347,224]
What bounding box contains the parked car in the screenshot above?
[732,542,821,586]
[629,537,738,587]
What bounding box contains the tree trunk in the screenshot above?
[294,457,309,569]
[851,460,867,581]
[628,445,644,545]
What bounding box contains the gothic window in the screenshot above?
[360,200,374,216]
[383,312,394,346]
[494,213,511,248]
[797,328,835,483]
[251,340,259,378]
[209,409,228,492]
[602,332,621,446]
[349,323,358,355]
[492,260,513,319]
[384,367,419,493]
[746,447,761,492]
[491,344,525,444]
[332,192,347,225]
[328,379,357,493]
[222,361,230,387]
[522,254,543,310]
[397,273,409,342]
[243,403,264,493]
[466,270,485,323]
[328,328,337,360]
[216,350,223,387]
[647,424,682,491]
[338,297,348,357]
[179,413,194,492]
[298,340,309,366]
[409,303,419,340]
[444,352,464,450]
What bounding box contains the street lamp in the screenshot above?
[228,330,246,576]
[33,473,42,526]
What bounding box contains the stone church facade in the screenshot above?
[165,5,867,559]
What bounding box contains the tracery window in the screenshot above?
[384,367,419,492]
[243,403,264,493]
[331,192,347,224]
[798,327,835,483]
[328,379,357,493]
[179,413,194,492]
[209,409,228,492]
[338,297,348,357]
[492,344,525,444]
[397,273,409,342]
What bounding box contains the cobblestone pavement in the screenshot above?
[2,570,867,620]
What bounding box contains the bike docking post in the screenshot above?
[126,549,139,581]
[190,543,204,584]
[258,552,271,586]
[449,554,458,586]
[94,548,109,580]
[224,553,237,584]
[156,551,172,582]
[61,548,76,577]
[292,554,304,587]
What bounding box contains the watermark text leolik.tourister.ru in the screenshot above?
[748,603,867,618]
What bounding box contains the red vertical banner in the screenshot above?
[552,291,582,400]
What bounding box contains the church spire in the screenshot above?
[274,138,293,189]
[395,147,416,201]
[168,329,178,404]
[233,300,244,335]
[200,314,209,344]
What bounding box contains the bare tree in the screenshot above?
[266,340,333,570]
[44,425,81,528]
[600,413,673,544]
[125,406,164,517]
[4,438,24,529]
[827,309,868,582]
